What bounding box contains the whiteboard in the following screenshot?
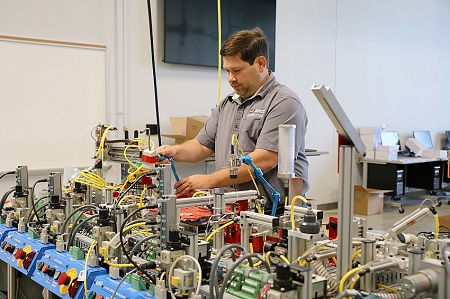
[0,37,106,171]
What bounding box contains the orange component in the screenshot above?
[41,264,49,273]
[95,296,104,299]
[180,206,212,222]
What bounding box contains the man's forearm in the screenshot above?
[173,139,213,163]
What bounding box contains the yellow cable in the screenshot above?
[349,274,360,290]
[280,255,290,264]
[216,0,222,104]
[300,260,307,267]
[352,248,362,261]
[193,191,210,197]
[138,186,148,208]
[339,266,361,293]
[95,125,115,163]
[265,251,272,267]
[231,134,261,196]
[206,220,234,242]
[84,240,97,296]
[104,222,148,267]
[377,283,399,294]
[289,196,308,230]
[332,256,338,265]
[434,214,439,239]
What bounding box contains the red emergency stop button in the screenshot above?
[58,272,71,286]
[14,248,26,260]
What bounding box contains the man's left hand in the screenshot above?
[174,174,210,196]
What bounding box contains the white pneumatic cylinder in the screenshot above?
[278,124,296,180]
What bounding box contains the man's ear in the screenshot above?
[255,56,267,70]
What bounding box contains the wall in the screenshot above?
[1,0,449,205]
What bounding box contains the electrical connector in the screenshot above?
[154,278,167,299]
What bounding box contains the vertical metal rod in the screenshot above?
[7,265,16,299]
[337,146,355,281]
[361,239,376,292]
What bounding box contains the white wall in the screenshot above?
[1,0,449,204]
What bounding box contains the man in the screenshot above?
[157,28,309,213]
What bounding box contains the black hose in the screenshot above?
[113,172,150,233]
[67,214,99,248]
[119,204,158,281]
[146,0,162,146]
[129,234,158,257]
[28,202,50,224]
[0,187,15,220]
[30,179,48,225]
[62,205,99,233]
[0,171,15,181]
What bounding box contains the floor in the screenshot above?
[323,190,450,236]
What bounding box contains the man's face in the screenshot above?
[223,55,266,100]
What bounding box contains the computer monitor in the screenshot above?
[413,130,433,149]
[381,131,401,149]
[446,130,450,144]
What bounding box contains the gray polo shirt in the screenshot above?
[196,73,309,211]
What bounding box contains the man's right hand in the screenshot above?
[156,145,177,162]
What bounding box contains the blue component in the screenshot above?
[241,155,281,216]
[89,274,155,299]
[31,249,107,299]
[0,230,55,276]
[0,223,17,243]
[158,154,180,182]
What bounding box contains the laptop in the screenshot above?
[413,131,433,149]
[381,131,401,151]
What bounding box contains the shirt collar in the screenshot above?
[228,72,275,103]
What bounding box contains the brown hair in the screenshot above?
[220,28,269,66]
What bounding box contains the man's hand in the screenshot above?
[156,144,177,157]
[174,174,211,196]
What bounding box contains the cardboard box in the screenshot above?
[405,138,427,154]
[378,145,399,152]
[439,215,450,228]
[365,150,375,159]
[375,151,398,161]
[162,115,208,144]
[354,185,390,215]
[420,149,447,159]
[359,127,380,135]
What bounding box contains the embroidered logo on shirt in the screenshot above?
[247,108,265,118]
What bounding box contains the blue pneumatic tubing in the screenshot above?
[241,155,280,216]
[157,154,180,182]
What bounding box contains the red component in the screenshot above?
[223,224,241,244]
[113,191,119,198]
[14,248,25,260]
[68,278,82,298]
[23,251,36,270]
[180,206,212,222]
[328,217,338,240]
[252,236,264,253]
[58,272,71,286]
[142,176,152,186]
[225,200,249,214]
[141,154,158,164]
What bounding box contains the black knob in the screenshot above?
[44,267,56,277]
